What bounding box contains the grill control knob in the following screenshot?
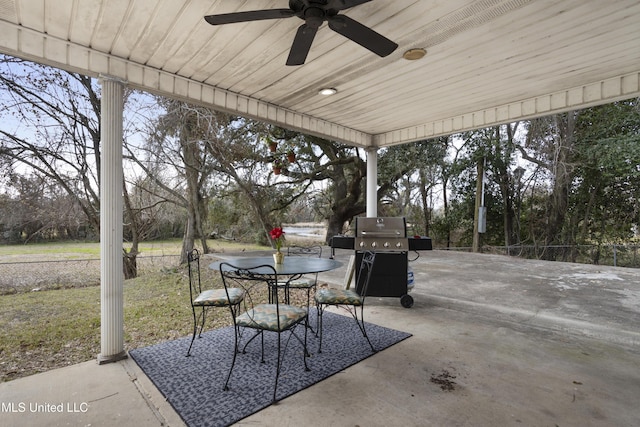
[371,241,377,248]
[396,242,403,248]
[384,242,390,248]
[359,241,365,248]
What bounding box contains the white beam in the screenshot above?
[0,21,372,148]
[366,148,378,218]
[374,72,640,147]
[2,21,638,149]
[98,76,126,364]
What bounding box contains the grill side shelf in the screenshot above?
[329,236,355,250]
[329,236,433,251]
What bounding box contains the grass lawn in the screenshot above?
[0,239,269,382]
[0,239,186,259]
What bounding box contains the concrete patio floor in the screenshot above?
[1,249,639,426]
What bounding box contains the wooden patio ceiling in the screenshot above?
[0,0,639,148]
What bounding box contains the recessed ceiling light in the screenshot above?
[403,48,426,60]
[319,87,337,96]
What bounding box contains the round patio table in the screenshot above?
[210,256,342,304]
[210,256,341,276]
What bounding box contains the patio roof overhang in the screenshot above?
[0,0,639,149]
[1,0,639,363]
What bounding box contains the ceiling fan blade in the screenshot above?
[204,9,294,25]
[286,24,318,66]
[328,15,398,58]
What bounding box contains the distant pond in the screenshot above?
[282,224,326,241]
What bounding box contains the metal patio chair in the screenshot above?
[277,244,322,305]
[186,249,244,357]
[314,250,377,354]
[220,262,310,403]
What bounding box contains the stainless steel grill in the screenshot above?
[330,216,432,308]
[354,217,412,308]
[355,217,408,252]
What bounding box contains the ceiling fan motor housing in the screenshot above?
[301,7,325,28]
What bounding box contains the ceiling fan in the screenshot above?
[204,0,398,66]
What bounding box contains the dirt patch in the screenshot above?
[430,369,457,391]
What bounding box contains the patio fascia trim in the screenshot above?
[1,21,638,149]
[374,71,640,147]
[0,21,374,149]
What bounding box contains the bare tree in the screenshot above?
[0,55,151,277]
[0,57,102,231]
[520,113,577,259]
[491,123,520,248]
[135,99,220,263]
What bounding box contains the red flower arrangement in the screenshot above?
[269,227,285,251]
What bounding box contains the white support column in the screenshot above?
[366,148,378,218]
[98,76,126,364]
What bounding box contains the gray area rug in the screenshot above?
[129,311,411,427]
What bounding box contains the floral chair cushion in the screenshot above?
[315,288,363,306]
[237,304,307,331]
[194,288,244,307]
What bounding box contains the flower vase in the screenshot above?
[273,251,285,264]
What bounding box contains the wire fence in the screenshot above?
[439,244,640,268]
[2,244,638,295]
[0,254,181,295]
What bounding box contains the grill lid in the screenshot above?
[355,217,408,251]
